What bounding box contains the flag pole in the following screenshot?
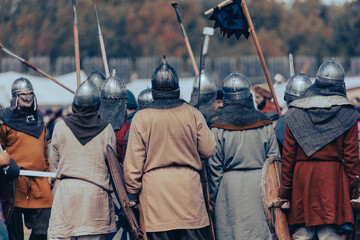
[241,0,282,116]
[72,0,81,87]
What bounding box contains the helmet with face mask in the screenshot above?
[10,77,37,111]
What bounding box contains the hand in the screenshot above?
[129,201,137,207]
[0,152,10,167]
[278,184,292,200]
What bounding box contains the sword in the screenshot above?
[19,170,56,178]
[289,53,294,77]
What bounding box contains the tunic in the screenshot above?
[48,121,116,238]
[124,103,215,232]
[208,124,280,240]
[281,124,360,227]
[0,125,53,208]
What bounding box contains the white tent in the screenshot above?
[0,71,196,108]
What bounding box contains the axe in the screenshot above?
[171,2,199,76]
[202,27,214,69]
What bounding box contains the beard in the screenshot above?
[257,99,266,110]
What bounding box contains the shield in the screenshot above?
[105,144,146,240]
[260,157,291,240]
[0,175,15,226]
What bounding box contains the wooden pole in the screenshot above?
[241,0,282,116]
[172,2,199,76]
[93,0,110,78]
[72,0,81,87]
[0,44,74,94]
[204,0,233,15]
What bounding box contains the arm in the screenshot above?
[342,124,360,189]
[207,127,224,208]
[123,115,146,196]
[281,125,298,188]
[196,110,216,159]
[43,127,50,172]
[49,124,60,173]
[265,124,281,159]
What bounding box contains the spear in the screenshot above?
[0,43,75,94]
[93,0,110,78]
[171,2,199,76]
[72,0,81,87]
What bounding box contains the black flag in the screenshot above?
[209,0,249,39]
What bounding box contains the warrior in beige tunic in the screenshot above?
[48,81,116,239]
[124,57,216,240]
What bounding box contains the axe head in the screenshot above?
[171,2,178,8]
[203,27,214,36]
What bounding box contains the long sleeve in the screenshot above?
[49,123,60,173]
[123,115,146,195]
[196,111,216,159]
[265,124,280,159]
[207,127,224,208]
[342,124,360,188]
[281,125,298,187]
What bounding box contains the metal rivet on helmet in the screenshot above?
[285,73,312,97]
[73,80,101,106]
[222,73,251,101]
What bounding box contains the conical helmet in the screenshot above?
[285,73,312,97]
[189,69,217,118]
[222,73,251,101]
[316,59,345,83]
[151,56,179,95]
[10,77,37,110]
[73,80,100,107]
[98,69,127,130]
[138,88,153,109]
[87,70,106,90]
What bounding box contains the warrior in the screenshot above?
[48,80,116,239]
[279,60,360,239]
[207,72,280,240]
[189,69,217,119]
[0,151,20,240]
[0,78,53,240]
[98,69,130,164]
[274,73,312,151]
[253,82,278,116]
[124,56,216,239]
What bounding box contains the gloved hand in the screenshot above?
[278,184,292,200]
[4,159,20,179]
[351,186,360,199]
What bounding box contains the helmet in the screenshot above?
[285,73,312,97]
[151,56,179,99]
[10,77,37,110]
[98,69,127,130]
[189,69,217,117]
[87,70,106,90]
[316,59,345,84]
[138,88,153,109]
[73,80,100,107]
[222,73,251,101]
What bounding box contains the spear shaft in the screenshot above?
[93,0,110,78]
[0,43,75,94]
[72,0,81,87]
